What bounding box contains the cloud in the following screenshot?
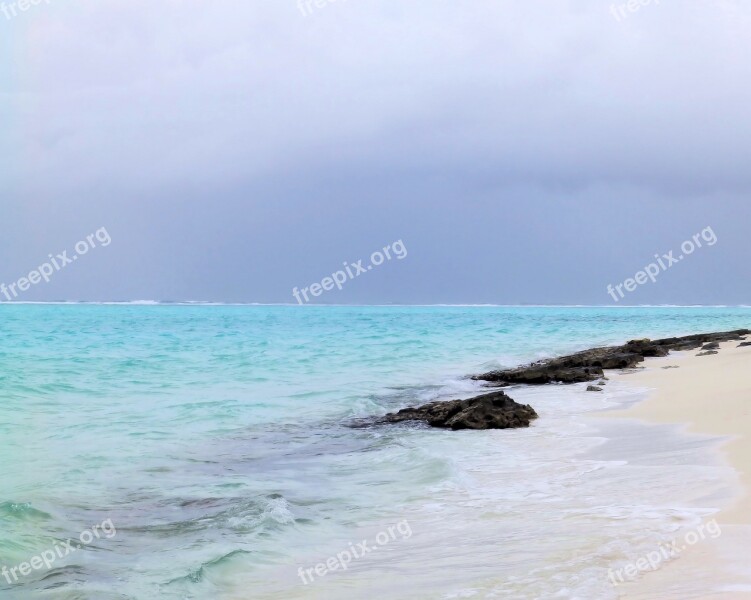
[2,0,750,199]
[1,0,749,302]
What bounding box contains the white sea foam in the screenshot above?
[249,380,741,599]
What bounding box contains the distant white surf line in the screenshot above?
[1,302,749,308]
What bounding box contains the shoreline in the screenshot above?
[603,339,751,598]
[467,328,751,597]
[371,329,751,431]
[609,340,751,521]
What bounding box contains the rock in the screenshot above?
[361,329,751,434]
[597,380,607,385]
[380,391,538,431]
[480,365,604,385]
[702,342,720,350]
[672,342,701,351]
[739,342,751,348]
[624,339,671,357]
[473,329,750,386]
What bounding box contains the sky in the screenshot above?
[1,0,750,304]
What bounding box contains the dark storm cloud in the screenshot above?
[1,0,749,303]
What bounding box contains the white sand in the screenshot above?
[605,339,751,599]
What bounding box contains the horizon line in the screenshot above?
[1,301,750,308]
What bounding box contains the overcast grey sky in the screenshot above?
[1,0,749,304]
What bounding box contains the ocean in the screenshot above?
[1,305,749,599]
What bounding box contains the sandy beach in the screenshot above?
[607,339,751,599]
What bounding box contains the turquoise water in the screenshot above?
[1,305,749,598]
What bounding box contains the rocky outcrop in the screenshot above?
[360,329,748,434]
[473,329,749,385]
[379,391,538,430]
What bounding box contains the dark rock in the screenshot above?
[672,343,701,351]
[473,329,749,386]
[597,380,607,385]
[702,342,720,350]
[482,365,604,385]
[739,342,751,348]
[380,391,538,431]
[363,329,750,434]
[624,339,671,357]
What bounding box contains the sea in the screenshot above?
[1,305,749,599]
